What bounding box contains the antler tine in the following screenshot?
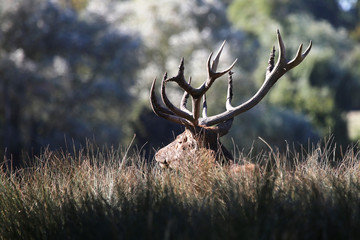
[211,40,226,72]
[165,45,237,101]
[166,58,199,96]
[276,29,287,66]
[215,71,235,137]
[160,73,195,123]
[275,29,312,72]
[186,42,237,125]
[287,40,312,69]
[191,43,237,123]
[150,77,173,115]
[206,51,238,88]
[150,78,192,127]
[180,77,192,115]
[226,71,234,110]
[266,46,276,79]
[202,94,208,118]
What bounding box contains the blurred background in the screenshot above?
[1,0,360,163]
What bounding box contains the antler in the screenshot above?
[150,30,312,132]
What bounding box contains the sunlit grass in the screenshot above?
[1,140,360,239]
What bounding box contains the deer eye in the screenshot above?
[178,136,187,144]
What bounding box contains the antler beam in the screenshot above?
[150,30,312,129]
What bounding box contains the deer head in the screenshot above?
[150,30,312,168]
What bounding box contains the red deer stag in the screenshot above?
[150,30,312,168]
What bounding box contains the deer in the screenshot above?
[150,30,312,169]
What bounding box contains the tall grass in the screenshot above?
[1,140,360,239]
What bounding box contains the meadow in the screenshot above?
[1,139,360,240]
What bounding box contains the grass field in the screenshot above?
[1,140,360,239]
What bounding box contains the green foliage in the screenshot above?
[229,1,360,146]
[220,105,318,152]
[229,0,355,30]
[228,0,278,35]
[1,143,360,239]
[0,0,141,159]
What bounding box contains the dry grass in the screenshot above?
[1,140,360,239]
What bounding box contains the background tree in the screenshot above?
[229,0,360,146]
[0,0,141,162]
[1,0,359,162]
